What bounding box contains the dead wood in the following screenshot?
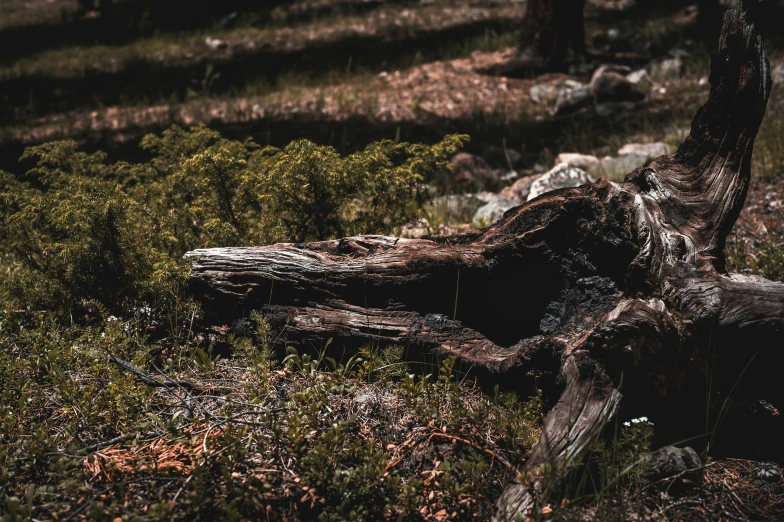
[185,1,782,518]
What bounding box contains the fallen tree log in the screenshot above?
[185,2,782,518]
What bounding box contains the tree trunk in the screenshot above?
[519,0,586,71]
[696,0,723,40]
[185,2,780,519]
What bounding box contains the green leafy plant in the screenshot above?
[0,125,466,317]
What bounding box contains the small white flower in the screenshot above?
[623,421,631,427]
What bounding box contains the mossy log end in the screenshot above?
[185,2,782,519]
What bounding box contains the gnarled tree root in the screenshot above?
[185,2,782,519]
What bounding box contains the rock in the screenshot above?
[527,163,593,201]
[473,195,519,225]
[649,57,683,81]
[595,101,635,117]
[529,84,558,105]
[773,63,784,85]
[531,80,591,114]
[449,153,501,191]
[618,142,671,161]
[428,193,495,224]
[230,318,254,337]
[204,37,227,50]
[590,65,646,104]
[626,69,653,93]
[669,48,691,59]
[588,154,648,182]
[647,446,702,491]
[554,84,592,115]
[554,153,600,170]
[499,174,542,202]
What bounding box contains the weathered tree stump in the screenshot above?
[185,2,782,518]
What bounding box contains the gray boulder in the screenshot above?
[449,153,501,191]
[529,84,558,105]
[618,142,671,161]
[527,163,593,201]
[499,174,542,203]
[554,84,592,114]
[590,64,646,104]
[531,80,591,115]
[554,153,600,170]
[647,446,702,490]
[626,69,653,93]
[427,193,494,224]
[473,195,519,225]
[589,154,648,182]
[649,57,683,81]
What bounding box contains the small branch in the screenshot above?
[80,434,129,453]
[63,486,112,522]
[108,355,204,391]
[425,431,517,472]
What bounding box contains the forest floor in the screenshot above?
[1,0,784,520]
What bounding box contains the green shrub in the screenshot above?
[0,125,467,316]
[1,143,161,315]
[254,136,466,242]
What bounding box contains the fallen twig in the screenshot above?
[108,354,204,391]
[425,430,517,472]
[80,434,131,453]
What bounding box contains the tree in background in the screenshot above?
[696,0,723,39]
[519,0,587,71]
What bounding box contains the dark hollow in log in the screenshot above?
[185,2,783,519]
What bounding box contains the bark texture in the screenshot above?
[185,2,781,519]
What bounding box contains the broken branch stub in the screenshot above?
[185,2,782,519]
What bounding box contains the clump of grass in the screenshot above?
[523,416,657,521]
[726,236,784,282]
[755,241,784,282]
[754,98,784,181]
[0,307,543,520]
